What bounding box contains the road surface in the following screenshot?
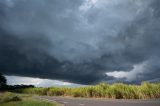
[38,96,160,106]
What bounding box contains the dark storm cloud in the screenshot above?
[0,0,160,84]
[0,28,113,84]
[120,0,160,82]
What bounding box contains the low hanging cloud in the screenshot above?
[0,0,160,84]
[6,75,82,87]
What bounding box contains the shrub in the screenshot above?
[0,92,22,103]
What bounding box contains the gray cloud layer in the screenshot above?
[0,0,159,84]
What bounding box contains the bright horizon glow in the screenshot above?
[106,62,147,81]
[5,75,83,87]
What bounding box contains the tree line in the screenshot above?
[0,73,34,91]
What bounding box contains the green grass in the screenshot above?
[0,92,58,106]
[0,99,57,106]
[15,82,160,99]
[0,92,22,103]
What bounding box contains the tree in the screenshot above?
[0,73,7,87]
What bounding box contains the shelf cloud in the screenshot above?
[0,0,160,84]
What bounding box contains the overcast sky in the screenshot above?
[0,0,160,87]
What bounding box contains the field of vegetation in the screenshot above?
[0,92,58,106]
[15,82,160,99]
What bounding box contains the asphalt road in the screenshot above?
[38,96,160,106]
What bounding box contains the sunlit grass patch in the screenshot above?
[0,99,57,106]
[16,82,160,99]
[0,92,22,103]
[0,92,57,106]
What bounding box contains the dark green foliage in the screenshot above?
[0,73,6,85]
[0,73,7,90]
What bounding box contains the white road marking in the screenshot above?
[79,104,85,105]
[40,98,56,102]
[63,102,68,104]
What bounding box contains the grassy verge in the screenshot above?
[15,82,160,99]
[0,92,58,106]
[0,99,57,106]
